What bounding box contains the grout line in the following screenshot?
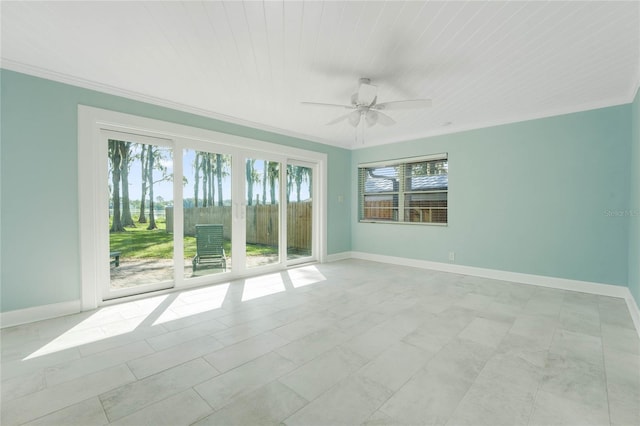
[3,259,633,425]
[597,301,614,426]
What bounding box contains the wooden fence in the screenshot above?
[287,202,312,253]
[166,202,312,250]
[363,200,447,223]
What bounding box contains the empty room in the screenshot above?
[1,1,639,425]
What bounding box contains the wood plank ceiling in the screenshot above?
[2,1,638,148]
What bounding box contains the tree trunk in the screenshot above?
[246,159,254,206]
[109,140,124,232]
[286,166,292,203]
[208,154,214,206]
[147,145,157,230]
[262,160,267,205]
[269,162,277,205]
[216,154,223,206]
[139,144,148,223]
[120,142,135,227]
[201,154,209,207]
[294,167,302,202]
[194,152,200,207]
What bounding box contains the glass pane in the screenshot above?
[363,194,398,221]
[404,192,448,223]
[404,160,448,192]
[182,150,232,278]
[287,165,312,260]
[109,141,174,289]
[361,166,399,193]
[246,159,280,268]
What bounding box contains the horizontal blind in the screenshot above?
[359,153,448,224]
[358,153,447,169]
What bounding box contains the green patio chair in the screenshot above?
[192,224,227,272]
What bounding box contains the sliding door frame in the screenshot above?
[100,129,177,301]
[285,159,318,267]
[79,105,327,311]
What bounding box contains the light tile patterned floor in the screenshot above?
[2,259,639,425]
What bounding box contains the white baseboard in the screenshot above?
[326,251,354,262]
[348,251,640,338]
[4,255,639,338]
[625,291,640,338]
[1,300,81,329]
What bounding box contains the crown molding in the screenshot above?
[2,59,635,152]
[355,95,634,150]
[0,59,350,150]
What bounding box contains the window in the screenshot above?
[358,153,448,224]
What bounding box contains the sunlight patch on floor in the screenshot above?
[24,295,169,360]
[153,283,230,325]
[242,273,286,301]
[287,265,326,288]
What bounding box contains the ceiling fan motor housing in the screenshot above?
[356,78,378,106]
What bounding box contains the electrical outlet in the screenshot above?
[448,251,455,262]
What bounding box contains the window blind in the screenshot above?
[358,153,448,224]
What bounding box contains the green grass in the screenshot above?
[109,220,277,259]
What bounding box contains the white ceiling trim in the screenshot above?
[357,94,634,149]
[0,59,341,149]
[2,1,637,150]
[1,58,636,152]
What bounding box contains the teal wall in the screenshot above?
[630,87,640,307]
[352,105,632,287]
[1,67,637,314]
[0,70,351,312]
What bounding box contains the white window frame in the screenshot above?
[78,105,327,311]
[358,153,448,225]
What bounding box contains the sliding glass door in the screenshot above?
[183,149,233,279]
[244,158,281,269]
[106,133,175,300]
[100,127,319,302]
[286,163,314,263]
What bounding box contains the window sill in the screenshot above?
[358,220,448,226]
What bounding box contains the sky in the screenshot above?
[115,144,310,203]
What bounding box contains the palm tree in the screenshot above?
[262,160,267,205]
[146,144,157,230]
[120,141,135,227]
[193,152,201,207]
[108,140,124,232]
[246,159,256,205]
[216,154,225,206]
[138,144,148,223]
[268,162,279,204]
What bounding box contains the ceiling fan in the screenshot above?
[302,77,432,128]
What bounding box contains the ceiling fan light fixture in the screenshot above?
[365,110,378,127]
[303,77,432,129]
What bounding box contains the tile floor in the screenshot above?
[2,259,639,426]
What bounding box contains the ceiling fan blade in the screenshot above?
[325,113,352,125]
[348,110,362,127]
[301,101,353,109]
[375,111,396,126]
[374,99,432,110]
